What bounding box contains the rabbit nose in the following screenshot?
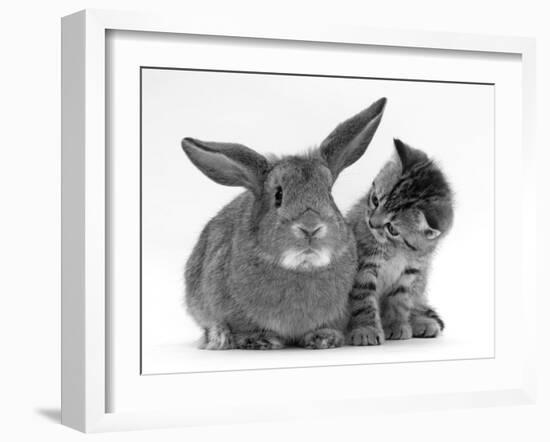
[292,223,327,239]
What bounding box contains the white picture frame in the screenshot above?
[61,9,537,433]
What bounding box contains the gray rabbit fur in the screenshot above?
[181,98,387,350]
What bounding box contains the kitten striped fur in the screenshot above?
[346,139,453,345]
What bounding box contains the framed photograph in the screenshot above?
[61,9,537,432]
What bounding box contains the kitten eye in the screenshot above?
[274,186,283,207]
[371,193,379,207]
[385,223,399,237]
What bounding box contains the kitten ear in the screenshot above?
[424,227,441,240]
[394,139,428,171]
[417,210,441,240]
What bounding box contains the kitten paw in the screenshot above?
[234,333,285,350]
[384,322,413,340]
[302,328,344,349]
[347,326,385,346]
[412,317,442,338]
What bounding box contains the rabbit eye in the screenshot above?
[274,186,283,207]
[385,223,399,237]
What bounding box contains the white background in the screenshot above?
[141,68,494,373]
[0,1,548,441]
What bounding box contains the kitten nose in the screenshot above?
[369,213,386,229]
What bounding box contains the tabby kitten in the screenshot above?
[346,139,453,345]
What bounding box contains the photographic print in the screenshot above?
[140,68,494,374]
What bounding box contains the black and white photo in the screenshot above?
[140,68,494,373]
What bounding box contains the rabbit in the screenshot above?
[180,97,387,350]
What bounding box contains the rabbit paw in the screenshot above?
[234,332,285,350]
[347,325,385,346]
[200,325,234,350]
[302,328,344,349]
[412,317,442,338]
[384,322,412,340]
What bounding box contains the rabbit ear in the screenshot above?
[394,138,428,171]
[319,97,387,180]
[181,138,268,194]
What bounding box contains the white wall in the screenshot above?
[0,1,548,441]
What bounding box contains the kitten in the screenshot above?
[346,139,454,345]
